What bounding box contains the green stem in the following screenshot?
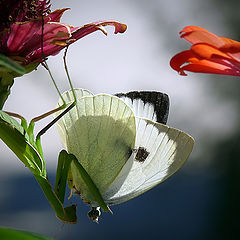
[0,75,14,110]
[34,174,77,224]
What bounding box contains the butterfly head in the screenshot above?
[88,207,101,223]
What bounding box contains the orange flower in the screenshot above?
[170,26,240,76]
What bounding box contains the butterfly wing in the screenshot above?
[115,91,169,124]
[56,88,94,148]
[56,91,136,203]
[103,117,194,205]
[57,88,94,106]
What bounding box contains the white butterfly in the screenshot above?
[56,89,194,222]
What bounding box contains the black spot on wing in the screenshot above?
[135,147,149,162]
[115,91,169,124]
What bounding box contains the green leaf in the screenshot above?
[0,54,25,75]
[0,111,44,175]
[0,227,54,240]
[55,150,72,203]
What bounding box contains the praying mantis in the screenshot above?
[0,18,194,225]
[0,49,111,224]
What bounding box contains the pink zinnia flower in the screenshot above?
[0,0,127,68]
[0,0,127,109]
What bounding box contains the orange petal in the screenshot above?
[191,43,233,60]
[171,26,240,76]
[220,36,240,46]
[181,59,240,76]
[170,50,194,75]
[170,49,240,76]
[218,37,240,62]
[180,26,226,48]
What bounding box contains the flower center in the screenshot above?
[0,0,50,32]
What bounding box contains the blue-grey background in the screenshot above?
[1,0,240,239]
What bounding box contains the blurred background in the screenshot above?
[1,0,240,239]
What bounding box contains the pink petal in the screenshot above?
[8,21,41,53]
[25,44,62,63]
[70,21,127,41]
[28,21,127,62]
[45,8,69,22]
[20,20,127,64]
[7,21,71,56]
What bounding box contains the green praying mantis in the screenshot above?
[0,41,194,225]
[0,49,111,224]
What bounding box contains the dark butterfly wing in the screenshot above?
[115,91,169,124]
